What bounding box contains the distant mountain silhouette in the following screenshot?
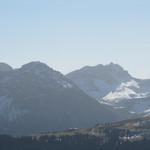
[0,62,118,135]
[67,63,150,116]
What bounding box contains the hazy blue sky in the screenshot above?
[0,0,150,78]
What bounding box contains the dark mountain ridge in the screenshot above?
[0,61,119,135]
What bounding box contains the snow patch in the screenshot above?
[144,109,150,113]
[103,80,148,103]
[57,80,73,89]
[130,111,136,114]
[118,80,140,90]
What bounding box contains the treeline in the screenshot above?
[0,129,150,150]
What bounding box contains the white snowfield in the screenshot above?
[101,80,150,115]
[103,80,148,103]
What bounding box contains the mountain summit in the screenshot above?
[67,63,150,116]
[67,63,132,99]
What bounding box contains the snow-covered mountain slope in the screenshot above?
[103,80,148,103]
[0,62,120,135]
[102,97,150,116]
[67,63,150,116]
[101,79,150,115]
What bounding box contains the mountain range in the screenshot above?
[0,61,150,135]
[67,63,150,116]
[0,62,119,135]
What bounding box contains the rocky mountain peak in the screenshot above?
[21,61,53,72]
